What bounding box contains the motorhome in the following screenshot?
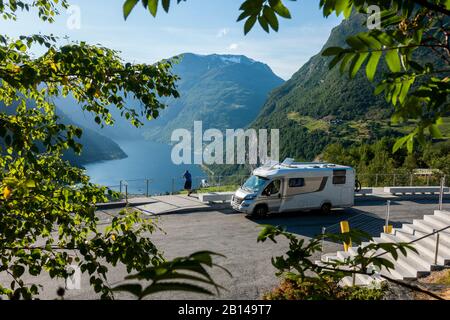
[231,159,355,216]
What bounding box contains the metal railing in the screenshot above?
[373,223,450,266]
[322,178,448,262]
[102,172,448,201]
[357,173,446,188]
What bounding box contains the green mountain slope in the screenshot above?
[59,53,284,144]
[57,109,127,166]
[0,101,127,166]
[251,14,449,161]
[250,14,394,161]
[142,53,285,142]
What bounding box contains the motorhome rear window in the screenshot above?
[332,176,346,184]
[289,178,305,188]
[333,169,347,176]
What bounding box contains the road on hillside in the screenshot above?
[5,198,448,300]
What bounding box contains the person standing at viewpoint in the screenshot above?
[183,170,192,196]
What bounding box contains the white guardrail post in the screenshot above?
[439,177,444,211]
[434,232,440,265]
[385,200,391,229]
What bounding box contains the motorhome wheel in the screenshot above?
[321,203,332,214]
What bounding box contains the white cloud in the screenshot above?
[216,28,229,38]
[228,43,239,50]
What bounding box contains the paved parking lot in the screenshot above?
[3,198,448,300]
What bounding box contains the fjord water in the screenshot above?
[84,140,204,195]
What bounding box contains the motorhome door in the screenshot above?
[261,179,282,212]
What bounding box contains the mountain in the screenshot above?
[141,53,285,142]
[58,53,284,143]
[0,101,127,166]
[56,109,127,166]
[248,14,414,161]
[208,13,450,177]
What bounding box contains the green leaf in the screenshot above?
[123,0,139,20]
[393,134,411,153]
[25,180,36,188]
[148,0,158,17]
[269,0,291,19]
[429,124,443,138]
[349,52,369,78]
[258,15,270,33]
[385,49,401,73]
[244,15,257,35]
[366,51,382,82]
[237,11,251,22]
[339,53,354,74]
[322,46,343,56]
[263,6,279,31]
[112,284,143,297]
[140,282,214,298]
[329,53,344,69]
[161,0,170,12]
[346,35,367,50]
[12,265,25,278]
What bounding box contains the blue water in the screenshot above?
[84,140,205,195]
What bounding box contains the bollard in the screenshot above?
[340,221,351,252]
[384,200,392,233]
[321,227,326,253]
[439,177,444,211]
[434,233,440,265]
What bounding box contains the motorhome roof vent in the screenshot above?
[262,160,279,168]
[282,158,295,166]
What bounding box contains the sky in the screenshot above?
[2,0,343,80]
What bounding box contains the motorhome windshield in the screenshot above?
[242,175,269,192]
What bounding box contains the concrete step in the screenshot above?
[340,275,367,287]
[435,210,450,220]
[424,214,450,229]
[320,253,339,263]
[349,236,417,278]
[394,229,450,264]
[401,223,450,242]
[375,235,431,277]
[337,250,353,261]
[413,218,450,234]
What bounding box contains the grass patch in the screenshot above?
[287,112,330,132]
[179,184,239,194]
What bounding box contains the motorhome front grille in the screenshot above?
[233,197,244,205]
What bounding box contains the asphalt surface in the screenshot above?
[2,198,449,300]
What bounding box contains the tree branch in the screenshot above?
[413,0,450,16]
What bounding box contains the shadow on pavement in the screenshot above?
[246,207,409,241]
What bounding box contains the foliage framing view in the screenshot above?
[126,0,450,153]
[0,0,224,299]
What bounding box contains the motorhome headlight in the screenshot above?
[244,194,256,201]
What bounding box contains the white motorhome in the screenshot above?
[231,159,355,216]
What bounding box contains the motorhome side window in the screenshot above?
[263,180,281,195]
[289,178,305,188]
[332,169,346,185]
